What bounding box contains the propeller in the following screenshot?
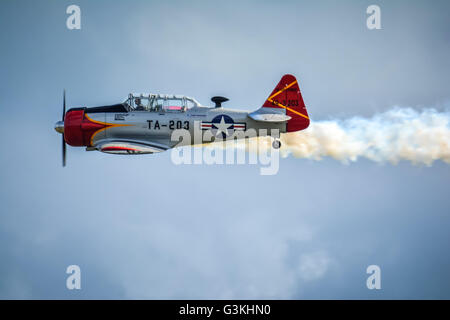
[62,90,66,167]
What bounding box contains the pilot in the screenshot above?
[135,98,145,110]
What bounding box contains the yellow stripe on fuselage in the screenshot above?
[84,113,132,146]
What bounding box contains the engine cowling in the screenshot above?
[64,109,105,146]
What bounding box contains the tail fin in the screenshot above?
[262,74,310,132]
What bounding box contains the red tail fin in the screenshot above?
[262,74,310,132]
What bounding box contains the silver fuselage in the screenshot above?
[88,106,286,150]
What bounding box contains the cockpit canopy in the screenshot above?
[124,94,201,112]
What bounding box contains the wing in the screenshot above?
[94,140,172,154]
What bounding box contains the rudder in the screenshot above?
[262,74,310,132]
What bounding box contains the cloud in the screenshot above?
[297,251,332,282]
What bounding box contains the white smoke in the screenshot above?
[278,107,450,165]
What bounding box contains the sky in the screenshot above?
[0,0,450,299]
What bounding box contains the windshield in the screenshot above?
[124,94,200,112]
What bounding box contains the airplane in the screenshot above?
[54,74,310,166]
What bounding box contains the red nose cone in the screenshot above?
[64,109,106,146]
[64,109,85,146]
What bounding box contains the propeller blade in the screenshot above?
[62,89,67,167]
[62,135,66,167]
[63,89,66,121]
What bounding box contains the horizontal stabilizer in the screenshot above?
[248,111,291,122]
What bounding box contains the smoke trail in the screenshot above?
[278,107,450,165]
